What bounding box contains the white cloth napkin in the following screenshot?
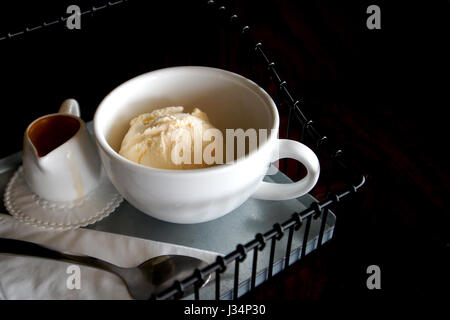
[0,213,219,300]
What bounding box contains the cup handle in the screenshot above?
[252,139,320,201]
[58,99,81,117]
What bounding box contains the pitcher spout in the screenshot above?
[23,136,47,172]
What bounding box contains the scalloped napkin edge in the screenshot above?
[4,166,123,230]
[0,213,219,299]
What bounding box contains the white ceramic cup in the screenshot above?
[23,99,102,202]
[94,67,319,223]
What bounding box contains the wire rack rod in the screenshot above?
[0,0,128,42]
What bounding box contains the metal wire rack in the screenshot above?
[151,0,366,300]
[0,0,128,41]
[0,0,366,300]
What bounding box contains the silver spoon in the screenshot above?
[0,237,210,299]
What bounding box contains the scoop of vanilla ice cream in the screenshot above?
[119,106,218,169]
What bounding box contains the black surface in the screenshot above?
[0,0,447,303]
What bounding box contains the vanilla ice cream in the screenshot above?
[119,106,220,169]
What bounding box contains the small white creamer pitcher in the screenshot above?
[22,99,101,202]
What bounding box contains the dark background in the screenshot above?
[0,0,447,303]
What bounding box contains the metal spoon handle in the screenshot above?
[0,237,119,274]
